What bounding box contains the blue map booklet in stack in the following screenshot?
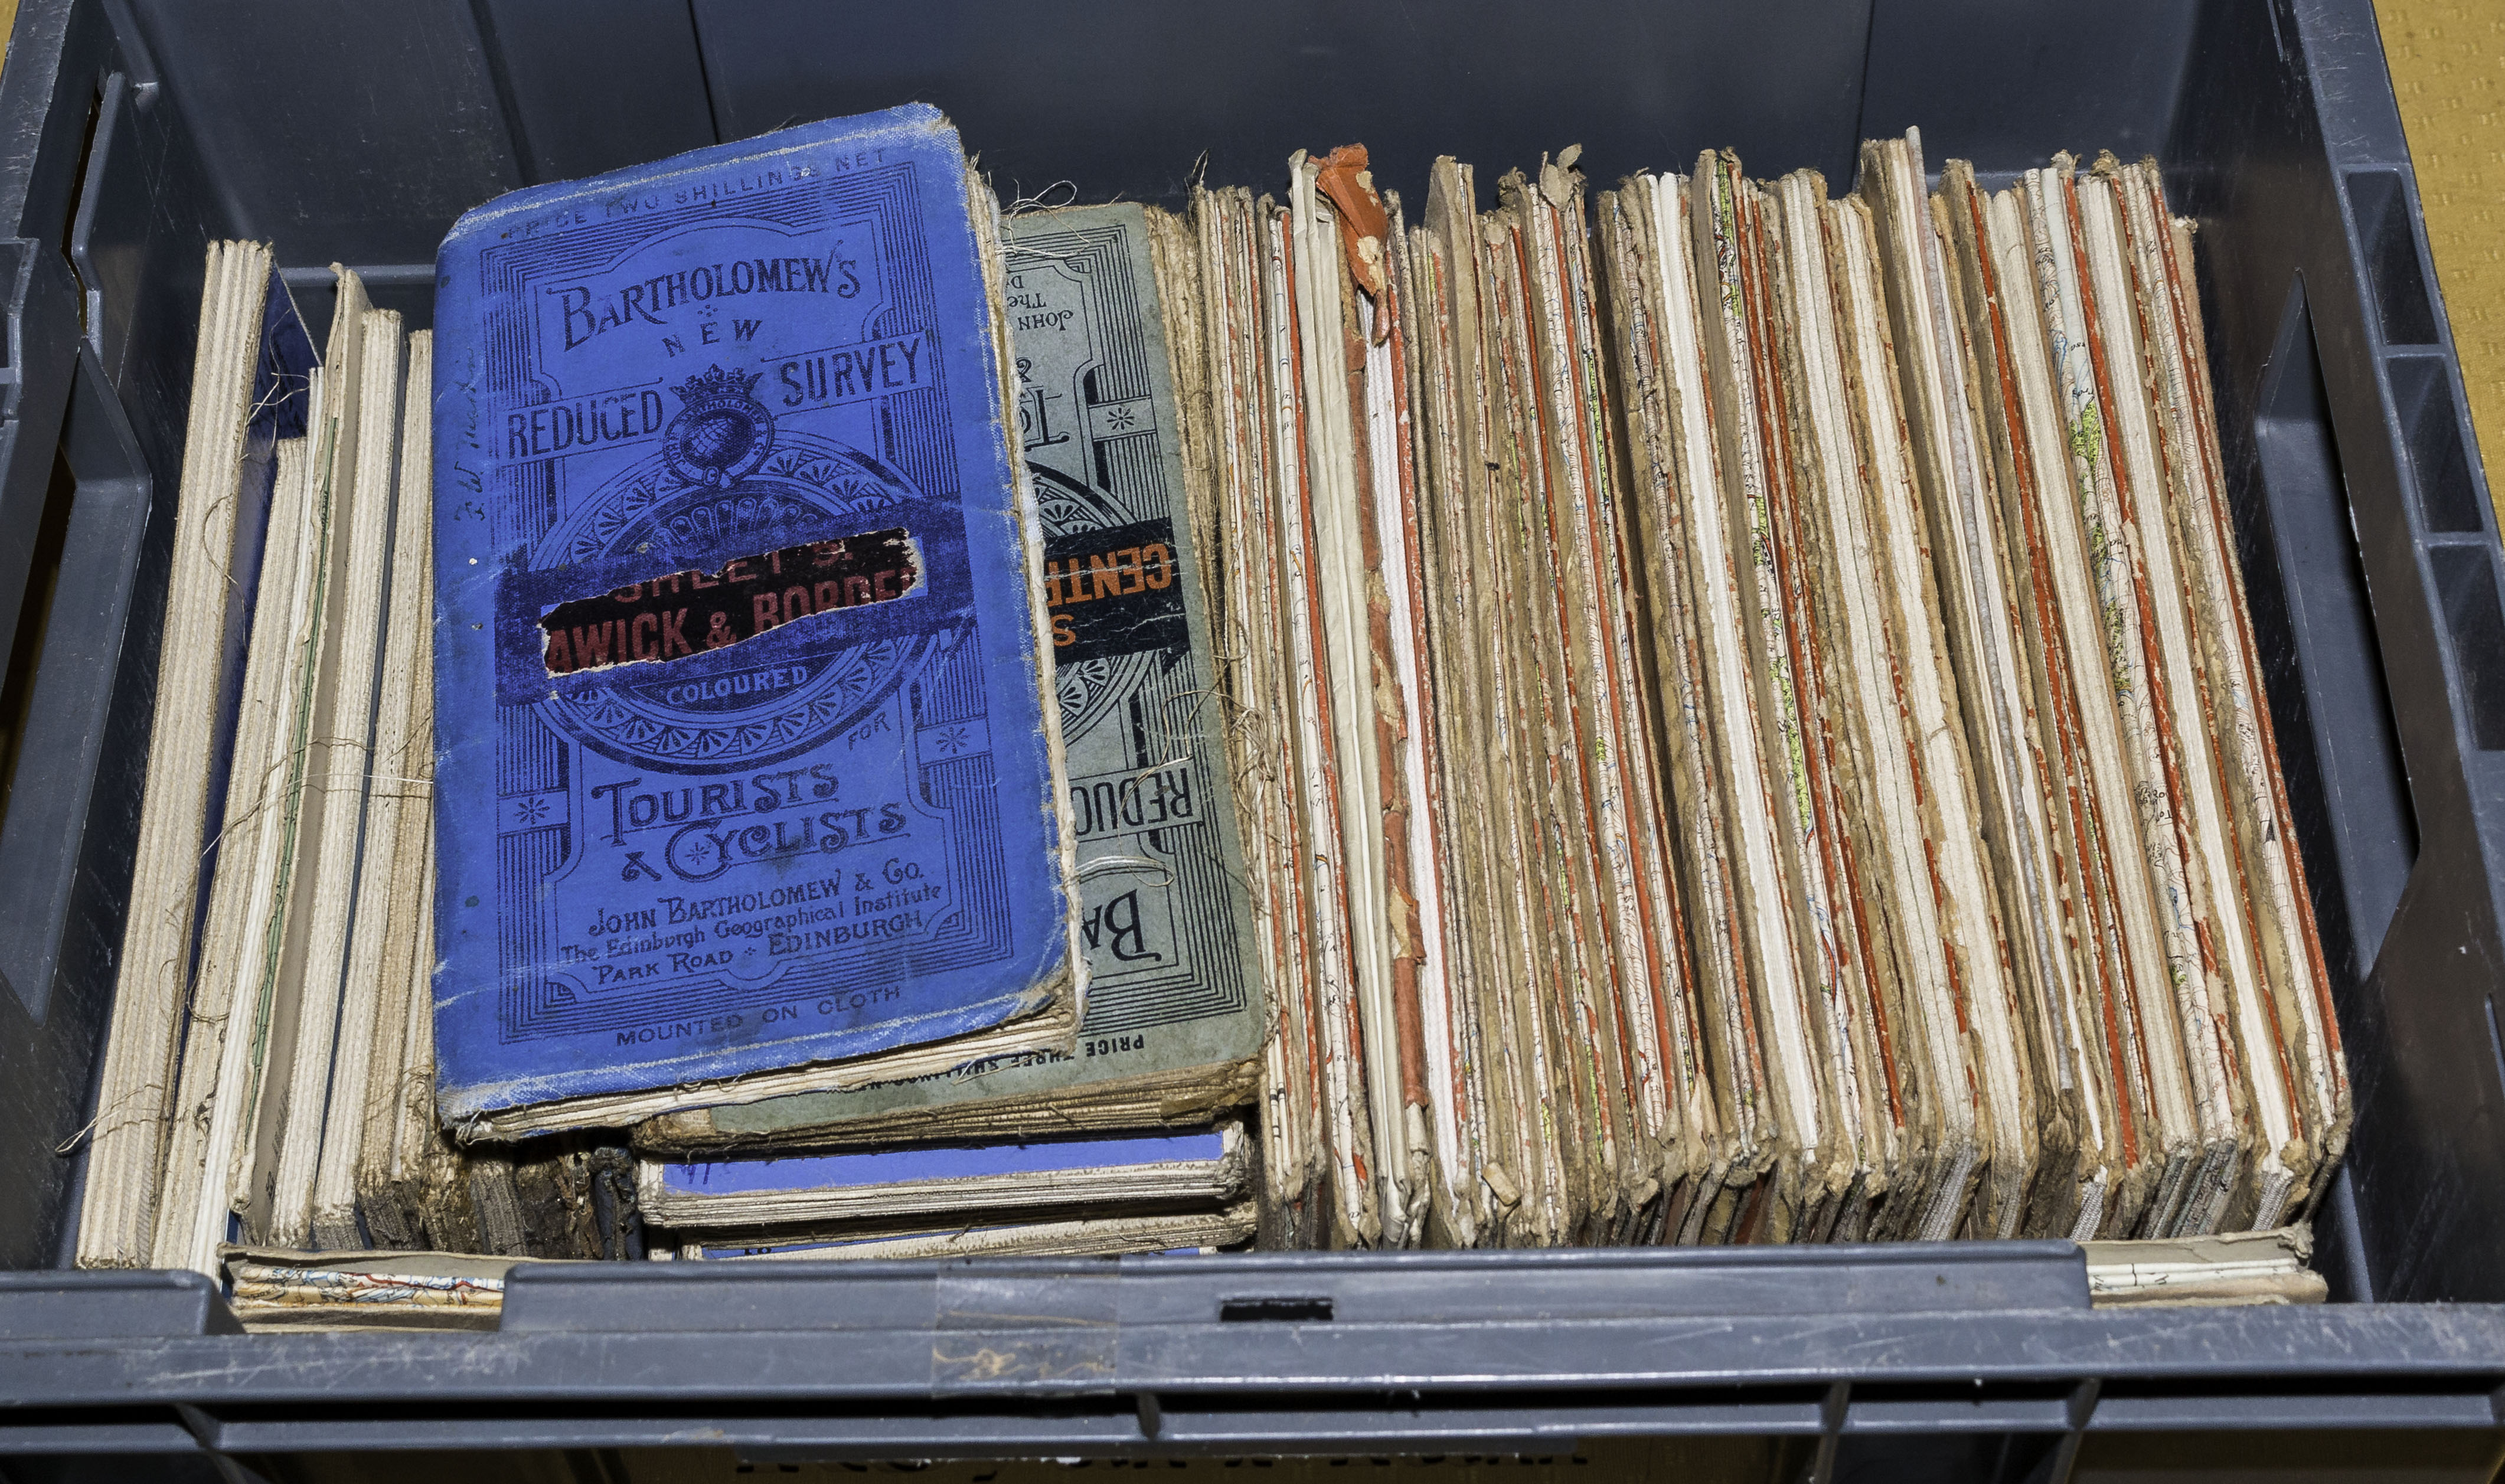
[431,106,1085,1140]
[638,1122,1247,1231]
[674,1204,1256,1262]
[636,200,1265,1158]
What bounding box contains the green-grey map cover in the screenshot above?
[641,202,1262,1152]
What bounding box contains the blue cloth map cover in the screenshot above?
[431,106,1080,1136]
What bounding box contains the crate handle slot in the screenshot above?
[1220,1297,1332,1323]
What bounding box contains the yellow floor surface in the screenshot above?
[2376,0,2505,528]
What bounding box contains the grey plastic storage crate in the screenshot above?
[1,0,2503,1476]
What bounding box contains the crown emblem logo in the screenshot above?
[662,363,775,489]
[674,364,760,406]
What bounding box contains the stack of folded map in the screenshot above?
[74,105,2345,1319]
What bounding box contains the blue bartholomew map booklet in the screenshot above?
[432,106,1082,1137]
[636,1122,1248,1230]
[638,201,1264,1155]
